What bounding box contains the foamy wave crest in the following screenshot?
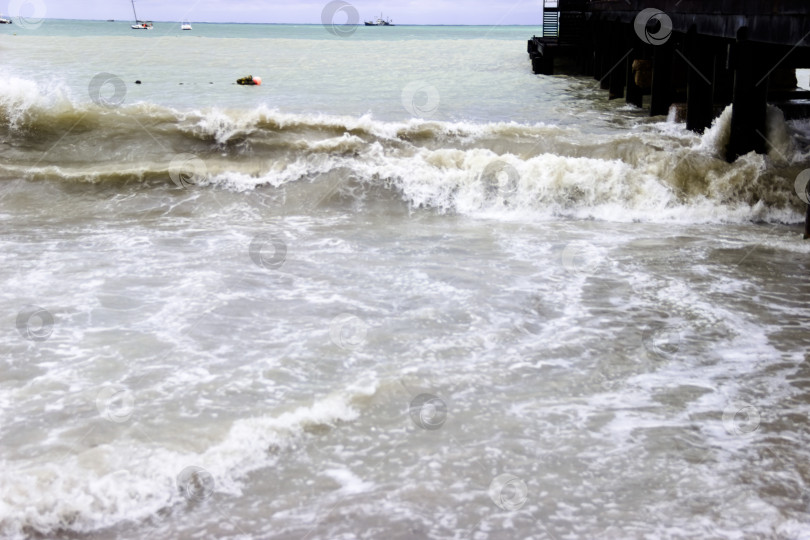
[190,105,402,146]
[0,380,378,539]
[0,77,75,131]
[340,146,801,223]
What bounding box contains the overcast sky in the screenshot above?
[10,0,542,25]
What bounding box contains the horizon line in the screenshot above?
[9,17,540,27]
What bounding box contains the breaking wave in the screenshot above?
[2,76,809,223]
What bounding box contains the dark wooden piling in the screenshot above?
[712,43,733,108]
[592,35,605,83]
[532,47,555,75]
[625,30,644,108]
[726,27,769,161]
[608,25,627,99]
[599,24,611,90]
[685,30,715,133]
[581,33,595,76]
[650,42,673,116]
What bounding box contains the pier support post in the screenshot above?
[625,38,644,108]
[608,25,626,100]
[650,41,674,116]
[597,24,612,89]
[726,27,768,162]
[712,43,734,108]
[593,23,605,83]
[532,51,554,75]
[686,31,715,133]
[600,44,611,89]
[581,28,595,76]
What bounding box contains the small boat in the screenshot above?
[364,13,394,26]
[130,0,152,29]
[236,75,262,86]
[181,21,191,30]
[0,14,12,24]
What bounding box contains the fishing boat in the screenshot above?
[0,14,12,24]
[130,0,152,29]
[181,21,192,30]
[364,14,394,26]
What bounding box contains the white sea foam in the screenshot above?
[0,380,378,538]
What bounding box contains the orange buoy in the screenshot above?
[253,76,262,86]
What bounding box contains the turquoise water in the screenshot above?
[2,18,537,40]
[2,19,810,540]
[1,20,609,124]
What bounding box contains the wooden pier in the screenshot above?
[528,0,810,161]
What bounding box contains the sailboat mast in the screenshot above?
[131,0,138,22]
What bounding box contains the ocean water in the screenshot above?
[2,19,810,540]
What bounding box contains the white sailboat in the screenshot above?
[0,14,12,24]
[181,21,192,30]
[130,0,152,29]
